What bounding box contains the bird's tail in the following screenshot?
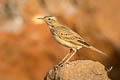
[88,46,108,56]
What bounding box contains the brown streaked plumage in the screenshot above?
[37,16,108,64]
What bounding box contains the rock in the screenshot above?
[44,60,110,80]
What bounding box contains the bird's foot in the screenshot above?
[58,61,64,67]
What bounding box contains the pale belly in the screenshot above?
[52,35,82,49]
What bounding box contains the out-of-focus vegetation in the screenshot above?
[0,0,120,80]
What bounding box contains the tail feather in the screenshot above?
[88,46,108,56]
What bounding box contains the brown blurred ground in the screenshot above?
[0,0,120,80]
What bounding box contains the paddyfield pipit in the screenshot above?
[37,16,107,64]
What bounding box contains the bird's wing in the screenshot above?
[55,26,90,47]
[55,26,107,56]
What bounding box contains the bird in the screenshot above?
[37,16,108,65]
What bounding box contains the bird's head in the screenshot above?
[37,16,59,27]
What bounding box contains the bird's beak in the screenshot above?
[37,17,44,19]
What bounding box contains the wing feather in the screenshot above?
[55,26,89,47]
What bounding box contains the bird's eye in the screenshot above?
[48,18,51,20]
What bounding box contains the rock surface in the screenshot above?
[45,60,110,80]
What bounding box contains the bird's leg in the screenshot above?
[63,48,77,64]
[58,49,73,66]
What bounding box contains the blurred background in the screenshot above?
[0,0,120,80]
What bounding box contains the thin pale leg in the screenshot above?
[64,48,77,64]
[58,49,73,65]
